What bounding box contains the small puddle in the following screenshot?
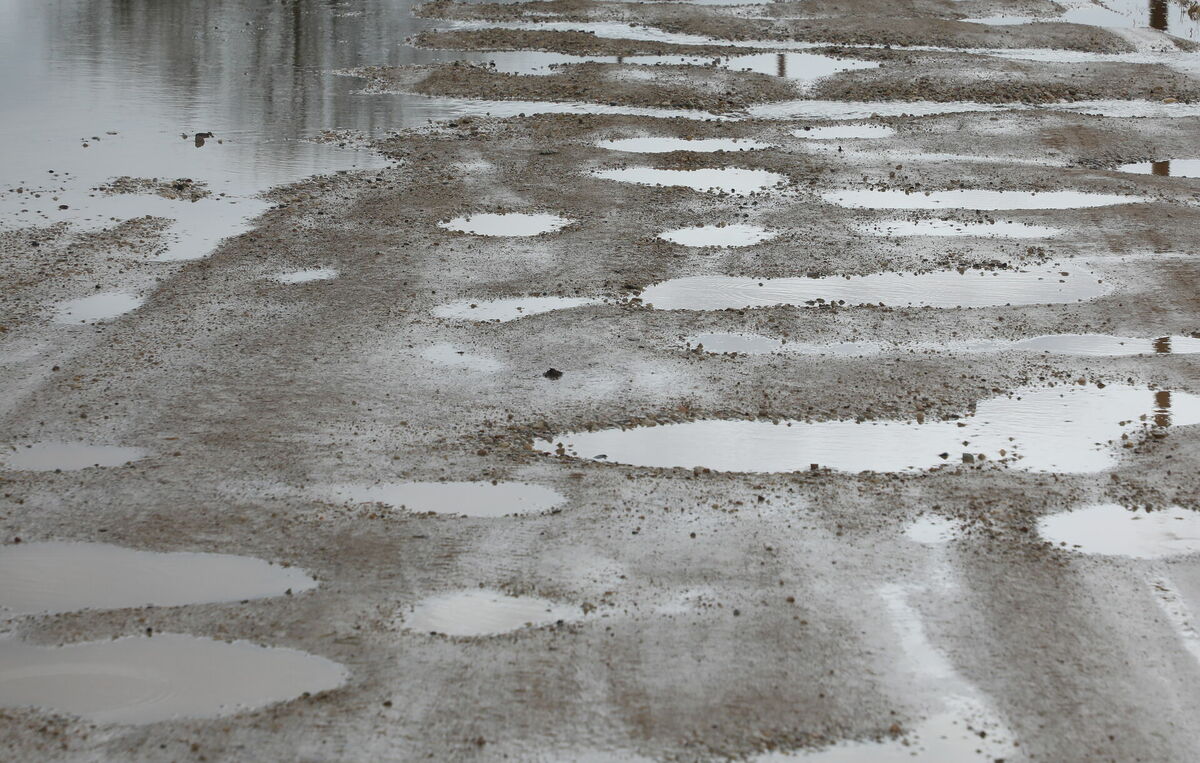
[639,264,1109,310]
[596,137,770,153]
[438,212,575,236]
[707,51,878,81]
[535,384,1200,474]
[0,634,346,725]
[402,590,582,636]
[421,342,502,372]
[591,167,787,195]
[2,443,148,471]
[905,515,965,545]
[825,189,1146,210]
[271,267,337,284]
[1038,504,1200,559]
[325,481,565,517]
[793,124,896,140]
[1117,159,1200,178]
[853,219,1063,238]
[52,292,143,324]
[0,542,316,616]
[432,296,602,323]
[687,333,792,354]
[658,223,778,247]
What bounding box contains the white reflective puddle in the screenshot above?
[793,123,895,140]
[432,296,602,322]
[438,212,574,236]
[271,267,337,284]
[0,634,346,725]
[748,100,1008,120]
[854,219,1063,238]
[52,292,143,324]
[324,481,565,517]
[905,515,965,546]
[596,137,770,153]
[1117,159,1200,178]
[687,332,792,354]
[0,542,316,616]
[402,590,581,636]
[640,264,1109,310]
[2,442,148,471]
[687,333,1200,357]
[484,51,873,81]
[591,167,787,195]
[535,384,1200,474]
[708,51,878,80]
[825,189,1146,210]
[1038,504,1200,559]
[421,342,502,372]
[658,223,778,247]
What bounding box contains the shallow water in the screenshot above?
[658,223,778,247]
[325,481,566,517]
[0,634,346,725]
[591,167,787,195]
[272,268,338,284]
[439,212,575,236]
[596,137,771,153]
[687,333,1200,357]
[52,292,144,324]
[534,384,1200,474]
[402,590,581,636]
[853,219,1064,238]
[1038,504,1200,559]
[825,189,1147,210]
[905,515,965,545]
[793,124,896,140]
[1117,159,1200,178]
[0,542,316,616]
[639,264,1110,310]
[421,342,503,372]
[2,442,147,471]
[432,296,603,322]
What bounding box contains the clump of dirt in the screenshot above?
[97,176,211,202]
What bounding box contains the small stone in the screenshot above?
[543,368,563,380]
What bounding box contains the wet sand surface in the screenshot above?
[2,0,1200,760]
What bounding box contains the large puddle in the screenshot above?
[52,292,144,324]
[402,590,582,636]
[688,333,1200,357]
[1038,504,1200,559]
[324,481,566,517]
[438,212,575,236]
[0,634,346,725]
[2,442,148,471]
[658,223,778,247]
[825,189,1147,210]
[853,219,1063,238]
[596,137,771,153]
[0,542,316,616]
[1117,159,1200,178]
[534,384,1200,474]
[639,264,1110,310]
[591,167,787,195]
[432,296,603,322]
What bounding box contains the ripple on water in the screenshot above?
[1117,159,1200,178]
[0,634,346,725]
[534,384,1200,474]
[596,137,771,153]
[438,212,575,236]
[1038,504,1200,559]
[853,219,1063,238]
[824,189,1146,210]
[272,267,337,284]
[2,443,148,471]
[325,481,565,517]
[658,223,778,247]
[402,590,582,636]
[591,167,787,195]
[52,292,143,324]
[0,542,316,616]
[793,124,896,140]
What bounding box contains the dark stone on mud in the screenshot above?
[543,368,563,380]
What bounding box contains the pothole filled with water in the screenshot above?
[438,212,575,236]
[853,219,1063,238]
[1038,504,1200,559]
[2,443,148,471]
[591,167,787,195]
[0,634,346,725]
[1117,159,1200,178]
[51,292,143,324]
[324,481,566,517]
[535,384,1200,474]
[271,267,338,284]
[658,223,778,247]
[0,542,316,616]
[596,137,770,153]
[401,590,582,636]
[793,124,896,140]
[825,189,1146,210]
[432,296,602,323]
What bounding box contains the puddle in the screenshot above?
[0,633,346,725]
[853,219,1063,238]
[534,384,1200,474]
[596,137,770,153]
[686,333,790,354]
[1117,159,1200,178]
[905,515,965,545]
[748,100,1009,120]
[402,590,581,636]
[688,333,1200,357]
[432,296,602,322]
[52,292,143,324]
[421,342,502,372]
[438,212,575,236]
[638,263,1110,310]
[658,223,778,247]
[825,189,1146,210]
[793,124,896,140]
[1038,504,1200,559]
[0,542,316,616]
[981,334,1200,356]
[325,481,566,517]
[2,442,148,471]
[272,267,338,284]
[705,51,878,81]
[591,167,787,195]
